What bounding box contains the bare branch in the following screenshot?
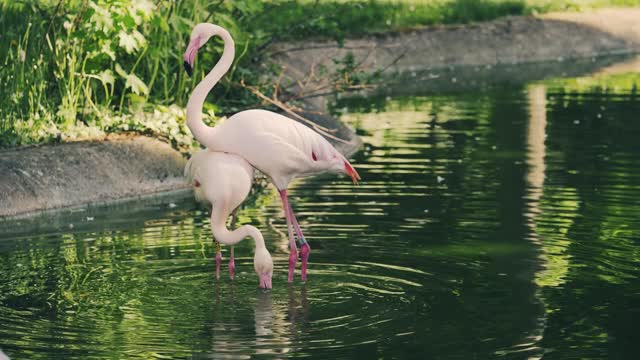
[240,80,350,144]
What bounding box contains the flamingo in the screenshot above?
[185,150,273,289]
[183,23,360,283]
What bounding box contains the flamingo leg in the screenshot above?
[287,204,311,282]
[214,240,222,280]
[229,246,235,280]
[229,208,238,280]
[279,189,298,283]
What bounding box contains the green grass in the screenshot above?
[1,0,639,149]
[254,0,640,41]
[252,0,527,42]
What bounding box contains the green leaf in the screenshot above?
[152,16,170,33]
[114,63,127,78]
[128,93,146,113]
[132,30,146,48]
[88,1,114,34]
[133,0,155,19]
[101,40,116,61]
[97,69,115,85]
[118,31,138,54]
[125,73,148,95]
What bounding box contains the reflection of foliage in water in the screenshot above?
[534,82,640,357]
[334,71,640,357]
[544,72,640,94]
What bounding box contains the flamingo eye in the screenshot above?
[311,151,318,161]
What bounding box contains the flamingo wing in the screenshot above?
[204,109,360,188]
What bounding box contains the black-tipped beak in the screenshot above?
[184,61,193,77]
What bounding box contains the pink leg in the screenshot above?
[213,237,223,280]
[215,250,222,280]
[229,209,238,280]
[288,203,311,282]
[280,189,298,283]
[229,247,235,280]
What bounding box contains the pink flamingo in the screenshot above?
[183,23,360,283]
[185,150,273,288]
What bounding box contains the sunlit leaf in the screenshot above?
[97,69,115,85]
[133,0,155,19]
[114,63,127,78]
[89,1,113,34]
[101,40,116,61]
[132,30,146,48]
[125,73,148,95]
[118,30,138,54]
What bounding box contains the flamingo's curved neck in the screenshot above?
[186,26,235,147]
[210,207,265,250]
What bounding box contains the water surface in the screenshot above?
[1,60,640,359]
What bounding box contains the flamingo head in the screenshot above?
[254,247,273,289]
[183,23,217,77]
[326,156,361,185]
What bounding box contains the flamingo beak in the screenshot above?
[183,61,193,77]
[259,272,272,289]
[344,161,361,185]
[183,37,200,78]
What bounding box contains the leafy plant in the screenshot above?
[2,0,640,148]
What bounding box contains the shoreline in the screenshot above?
[271,8,640,99]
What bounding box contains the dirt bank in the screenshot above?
[0,136,187,218]
[271,8,640,96]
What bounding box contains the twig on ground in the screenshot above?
[240,80,350,144]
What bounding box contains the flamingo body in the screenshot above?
[185,150,273,288]
[207,109,358,190]
[185,150,253,208]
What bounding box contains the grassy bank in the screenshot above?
[1,0,639,149]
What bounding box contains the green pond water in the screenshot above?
[1,59,640,359]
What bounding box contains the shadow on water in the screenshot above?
[1,56,640,358]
